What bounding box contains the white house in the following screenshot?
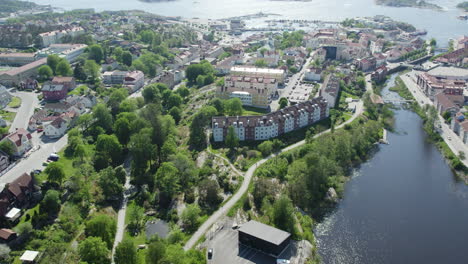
[44,117,69,138]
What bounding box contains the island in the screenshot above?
[375,0,443,10]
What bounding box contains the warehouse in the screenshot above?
[238,220,291,257]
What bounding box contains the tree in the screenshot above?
[84,60,100,82]
[155,162,180,204]
[169,106,182,124]
[38,65,53,80]
[167,93,183,109]
[224,98,243,116]
[93,104,113,132]
[189,106,217,149]
[198,179,222,208]
[114,117,131,145]
[0,244,10,260]
[14,222,33,236]
[181,203,201,232]
[142,84,162,104]
[88,44,104,63]
[122,51,133,66]
[209,98,224,115]
[279,97,288,109]
[40,190,61,215]
[225,126,239,150]
[272,195,296,235]
[85,214,116,249]
[98,167,123,201]
[430,38,437,47]
[170,153,198,189]
[79,236,110,264]
[127,201,145,233]
[258,140,273,157]
[0,141,14,156]
[161,137,177,162]
[114,239,137,264]
[47,54,61,74]
[45,162,66,185]
[255,59,267,68]
[113,47,123,62]
[74,63,87,81]
[56,60,72,76]
[96,134,123,166]
[176,86,190,98]
[146,241,166,264]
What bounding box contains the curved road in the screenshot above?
[184,100,364,250]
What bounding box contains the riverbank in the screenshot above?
[390,74,468,182]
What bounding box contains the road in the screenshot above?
[183,100,364,250]
[8,91,40,132]
[0,135,68,184]
[401,72,468,167]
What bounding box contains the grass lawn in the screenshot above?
[68,85,89,96]
[0,110,16,122]
[243,106,269,116]
[8,96,21,108]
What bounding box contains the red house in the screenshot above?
[0,173,35,219]
[42,77,76,101]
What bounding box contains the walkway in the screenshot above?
[183,100,364,250]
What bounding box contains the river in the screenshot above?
[314,74,468,264]
[31,0,467,45]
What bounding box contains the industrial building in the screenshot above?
[238,221,291,257]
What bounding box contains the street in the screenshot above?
[0,135,68,184]
[400,72,468,167]
[7,91,40,132]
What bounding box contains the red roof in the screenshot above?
[0,229,16,240]
[7,128,32,147]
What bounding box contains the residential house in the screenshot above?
[0,229,17,242]
[451,113,468,144]
[416,72,466,100]
[0,173,34,220]
[42,83,67,101]
[2,128,32,157]
[44,116,69,138]
[434,47,468,67]
[123,71,145,93]
[356,57,377,72]
[371,65,388,83]
[0,85,12,108]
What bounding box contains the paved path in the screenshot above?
[401,72,468,167]
[183,100,364,250]
[111,158,134,262]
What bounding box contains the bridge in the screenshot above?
[383,99,415,103]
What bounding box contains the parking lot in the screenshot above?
[205,221,306,264]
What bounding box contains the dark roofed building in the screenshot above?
[238,220,291,257]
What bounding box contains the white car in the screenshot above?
[277,260,290,264]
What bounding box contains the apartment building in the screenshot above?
[38,27,84,47]
[230,67,286,84]
[103,70,144,93]
[218,75,278,109]
[416,72,466,100]
[319,74,341,108]
[212,97,329,142]
[0,53,37,66]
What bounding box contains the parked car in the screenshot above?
[48,153,59,162]
[207,248,213,259]
[277,260,291,264]
[37,128,43,133]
